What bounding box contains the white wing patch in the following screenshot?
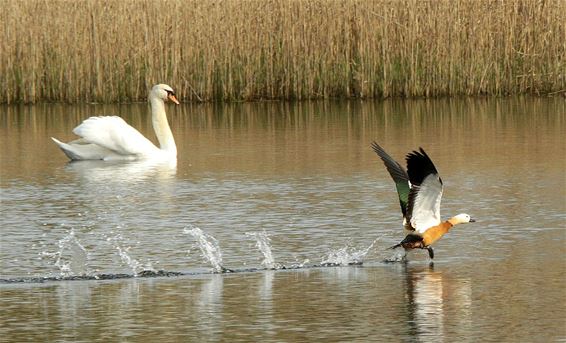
[73,116,159,156]
[410,174,443,233]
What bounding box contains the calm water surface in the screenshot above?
[1,98,565,342]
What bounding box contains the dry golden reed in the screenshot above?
[1,0,564,103]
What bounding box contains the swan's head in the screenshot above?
[449,213,476,225]
[151,84,180,104]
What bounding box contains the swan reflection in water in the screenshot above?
[64,158,178,218]
[65,158,177,183]
[405,264,472,341]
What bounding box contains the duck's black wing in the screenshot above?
[371,142,411,219]
[405,148,443,234]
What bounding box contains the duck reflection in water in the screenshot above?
[402,264,472,340]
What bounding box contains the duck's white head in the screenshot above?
[449,213,476,225]
[151,84,179,104]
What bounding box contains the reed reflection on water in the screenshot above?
[0,97,564,341]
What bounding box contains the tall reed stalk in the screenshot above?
[1,0,564,103]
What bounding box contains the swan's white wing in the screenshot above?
[405,148,444,234]
[73,116,158,156]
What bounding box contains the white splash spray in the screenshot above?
[40,229,89,277]
[322,237,380,266]
[245,230,278,269]
[107,233,154,276]
[184,226,226,273]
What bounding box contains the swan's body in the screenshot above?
[52,84,179,161]
[372,142,475,260]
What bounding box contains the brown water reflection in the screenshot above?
[1,97,564,178]
[1,262,563,342]
[0,97,565,341]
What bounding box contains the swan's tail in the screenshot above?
[51,137,110,161]
[51,137,82,160]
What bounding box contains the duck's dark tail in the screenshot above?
[389,234,424,251]
[388,243,402,250]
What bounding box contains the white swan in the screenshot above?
[51,84,179,161]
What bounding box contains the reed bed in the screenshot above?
[1,0,564,103]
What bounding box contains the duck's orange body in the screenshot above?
[397,217,471,258]
[421,221,454,246]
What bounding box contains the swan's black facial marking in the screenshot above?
[164,88,180,104]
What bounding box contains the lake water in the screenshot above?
[0,98,565,342]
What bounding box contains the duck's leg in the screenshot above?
[426,247,434,259]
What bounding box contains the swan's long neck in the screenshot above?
[150,96,176,155]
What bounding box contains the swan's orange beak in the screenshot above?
[168,94,180,104]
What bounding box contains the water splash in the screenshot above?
[289,257,310,269]
[245,230,279,269]
[383,246,408,263]
[184,226,227,273]
[107,233,154,276]
[321,237,380,266]
[40,229,89,277]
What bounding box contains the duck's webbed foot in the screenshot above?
[426,247,434,259]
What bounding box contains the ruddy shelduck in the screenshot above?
[372,142,476,259]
